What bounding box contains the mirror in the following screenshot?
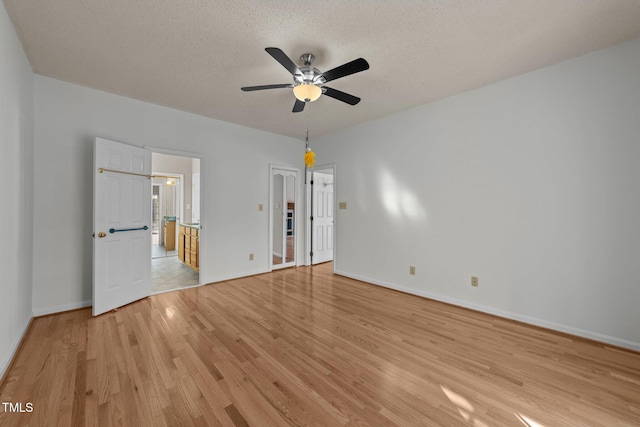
[151,176,180,258]
[272,169,296,268]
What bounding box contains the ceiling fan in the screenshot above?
[241,47,370,113]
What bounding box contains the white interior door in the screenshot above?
[312,171,334,264]
[93,137,152,316]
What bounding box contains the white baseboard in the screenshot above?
[334,270,640,352]
[32,300,92,317]
[0,315,32,381]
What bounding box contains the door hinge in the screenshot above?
[310,252,314,257]
[310,216,314,221]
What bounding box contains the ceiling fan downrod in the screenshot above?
[300,53,314,66]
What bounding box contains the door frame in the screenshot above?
[305,164,337,268]
[146,145,206,285]
[269,164,301,271]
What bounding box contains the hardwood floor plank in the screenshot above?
[1,262,639,426]
[224,403,249,427]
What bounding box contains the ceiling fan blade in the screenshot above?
[322,58,369,83]
[265,47,300,76]
[323,86,361,105]
[292,99,305,113]
[241,84,292,91]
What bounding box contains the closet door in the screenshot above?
[312,171,334,264]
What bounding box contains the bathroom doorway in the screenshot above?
[151,152,202,293]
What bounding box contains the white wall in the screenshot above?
[316,37,640,350]
[0,2,34,377]
[32,76,306,314]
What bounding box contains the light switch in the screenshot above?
[258,204,263,211]
[339,202,347,210]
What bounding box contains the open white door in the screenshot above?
[312,171,334,264]
[93,137,151,316]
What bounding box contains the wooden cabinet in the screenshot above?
[178,232,185,262]
[178,225,199,272]
[164,220,176,251]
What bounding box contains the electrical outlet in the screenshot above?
[471,276,478,287]
[339,202,347,210]
[249,253,254,261]
[409,266,416,275]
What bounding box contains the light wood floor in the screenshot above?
[1,263,639,426]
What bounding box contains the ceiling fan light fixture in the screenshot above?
[293,83,322,102]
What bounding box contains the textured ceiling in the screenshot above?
[5,0,640,140]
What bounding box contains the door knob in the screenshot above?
[98,232,107,238]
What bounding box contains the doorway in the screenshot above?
[306,166,335,265]
[151,152,202,292]
[271,166,299,270]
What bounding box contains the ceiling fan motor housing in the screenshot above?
[294,67,326,86]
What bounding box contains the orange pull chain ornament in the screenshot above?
[304,128,315,168]
[304,147,315,168]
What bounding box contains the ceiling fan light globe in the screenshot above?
[293,84,322,103]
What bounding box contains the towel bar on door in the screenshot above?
[109,226,149,233]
